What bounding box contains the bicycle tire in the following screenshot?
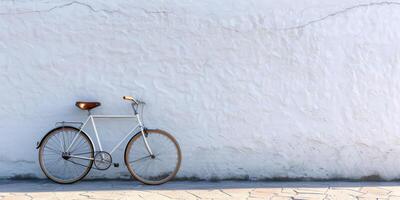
[124,129,182,185]
[38,126,94,184]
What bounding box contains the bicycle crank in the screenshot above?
[94,151,112,170]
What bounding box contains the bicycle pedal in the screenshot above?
[113,163,119,168]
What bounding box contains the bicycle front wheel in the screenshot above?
[124,129,182,185]
[38,126,94,184]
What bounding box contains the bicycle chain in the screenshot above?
[65,151,111,170]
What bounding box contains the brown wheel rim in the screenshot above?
[124,129,182,185]
[38,127,94,184]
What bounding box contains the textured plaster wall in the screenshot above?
[1,0,400,180]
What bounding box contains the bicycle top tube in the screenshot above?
[90,115,137,118]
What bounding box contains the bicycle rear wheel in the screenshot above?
[124,129,182,185]
[38,126,94,184]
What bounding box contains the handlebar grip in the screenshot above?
[123,96,134,100]
[123,96,140,104]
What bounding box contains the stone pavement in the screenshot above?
[1,180,400,199]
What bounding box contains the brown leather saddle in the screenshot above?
[75,101,101,110]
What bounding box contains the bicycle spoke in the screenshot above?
[39,127,93,183]
[49,137,62,151]
[129,155,152,163]
[61,130,66,152]
[66,158,91,168]
[70,136,85,153]
[44,146,62,154]
[125,130,181,184]
[70,151,92,156]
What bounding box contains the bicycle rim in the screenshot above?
[124,129,182,185]
[39,127,94,184]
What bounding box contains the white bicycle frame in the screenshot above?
[65,112,154,161]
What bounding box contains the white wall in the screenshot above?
[1,0,400,180]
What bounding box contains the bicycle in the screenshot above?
[36,96,182,185]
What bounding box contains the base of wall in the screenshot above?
[1,173,396,182]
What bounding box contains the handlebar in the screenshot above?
[123,96,144,105]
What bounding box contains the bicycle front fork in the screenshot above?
[137,114,154,156]
[141,129,154,156]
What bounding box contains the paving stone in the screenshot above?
[361,187,391,195]
[148,190,199,200]
[389,196,400,200]
[294,187,328,194]
[184,189,234,199]
[23,192,58,200]
[324,188,363,200]
[2,181,400,200]
[270,196,293,200]
[294,192,327,200]
[250,188,280,199]
[219,188,254,199]
[1,194,31,200]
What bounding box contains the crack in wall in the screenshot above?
[0,1,398,31]
[0,1,119,15]
[280,1,400,30]
[0,0,170,16]
[218,1,400,33]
